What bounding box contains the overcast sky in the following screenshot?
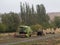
[0,0,60,13]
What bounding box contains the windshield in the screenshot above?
[20,27,26,32]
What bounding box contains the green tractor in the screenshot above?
[15,26,33,38]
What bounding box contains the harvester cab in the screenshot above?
[17,26,32,37]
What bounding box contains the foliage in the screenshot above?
[31,24,42,32]
[36,4,50,27]
[48,21,55,28]
[0,2,50,33]
[20,3,36,25]
[53,16,60,28]
[0,23,6,33]
[1,12,20,32]
[20,3,50,28]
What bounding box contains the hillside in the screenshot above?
[48,12,60,20]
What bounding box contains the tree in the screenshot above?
[20,3,50,28]
[53,16,60,28]
[20,3,36,25]
[30,5,37,25]
[0,23,6,33]
[36,4,50,28]
[2,12,20,32]
[20,2,26,24]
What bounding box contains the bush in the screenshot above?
[0,23,6,33]
[31,24,42,32]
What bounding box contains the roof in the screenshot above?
[19,25,30,28]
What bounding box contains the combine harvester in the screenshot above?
[14,26,33,38]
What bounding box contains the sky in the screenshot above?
[0,0,60,13]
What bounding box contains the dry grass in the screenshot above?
[0,28,60,45]
[10,35,60,45]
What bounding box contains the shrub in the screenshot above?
[0,23,6,33]
[31,24,42,32]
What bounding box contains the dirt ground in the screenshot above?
[11,37,60,45]
[0,30,60,45]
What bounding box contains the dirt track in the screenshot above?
[0,33,60,45]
